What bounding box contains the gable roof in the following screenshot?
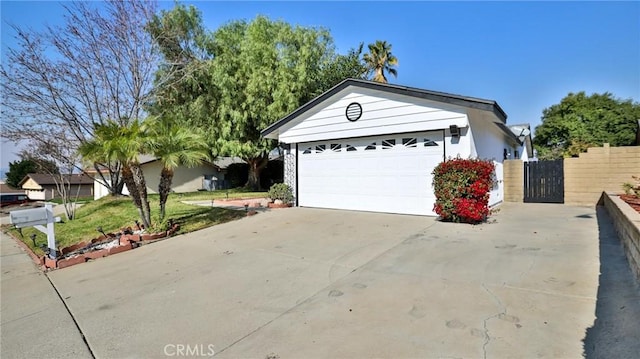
[261,78,509,139]
[18,173,94,187]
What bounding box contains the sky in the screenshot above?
[1,0,639,171]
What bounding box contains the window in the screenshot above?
[424,139,438,147]
[365,142,376,150]
[302,147,312,154]
[330,143,341,152]
[382,139,395,149]
[402,138,417,148]
[346,144,357,152]
[315,144,326,153]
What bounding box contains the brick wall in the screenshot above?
[564,144,640,206]
[503,159,524,202]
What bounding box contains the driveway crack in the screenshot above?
[481,284,506,359]
[45,272,96,359]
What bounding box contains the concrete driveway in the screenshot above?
[3,203,639,358]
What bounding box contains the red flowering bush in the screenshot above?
[432,158,495,223]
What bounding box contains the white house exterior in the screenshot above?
[262,79,526,216]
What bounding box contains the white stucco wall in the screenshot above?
[93,174,130,200]
[467,117,520,206]
[141,161,221,194]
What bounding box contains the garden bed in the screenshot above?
[37,223,181,269]
[620,194,640,214]
[3,192,258,270]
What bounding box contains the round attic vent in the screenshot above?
[345,102,362,122]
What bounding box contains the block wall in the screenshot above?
[503,160,524,202]
[564,144,640,206]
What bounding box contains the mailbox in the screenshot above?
[10,207,50,228]
[10,203,60,259]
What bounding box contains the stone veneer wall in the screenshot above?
[503,159,524,202]
[564,144,640,206]
[600,192,640,282]
[284,148,297,204]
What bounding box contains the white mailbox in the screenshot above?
[9,203,60,259]
[10,207,49,228]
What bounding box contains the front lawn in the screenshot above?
[5,189,266,256]
[48,196,95,205]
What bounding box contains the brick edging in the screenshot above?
[3,223,180,271]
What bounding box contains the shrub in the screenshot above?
[432,158,495,223]
[268,183,294,204]
[622,175,640,197]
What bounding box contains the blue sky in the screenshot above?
[1,1,639,170]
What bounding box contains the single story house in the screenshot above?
[262,78,532,216]
[92,156,245,200]
[140,156,244,194]
[19,173,94,200]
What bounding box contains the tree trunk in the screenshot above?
[158,167,174,222]
[121,165,147,226]
[245,155,269,191]
[130,163,152,229]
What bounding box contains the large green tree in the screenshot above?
[207,16,338,189]
[6,159,37,188]
[533,92,640,159]
[148,6,366,190]
[363,40,398,83]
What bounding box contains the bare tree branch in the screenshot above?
[1,0,163,196]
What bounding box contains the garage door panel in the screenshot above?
[298,131,444,216]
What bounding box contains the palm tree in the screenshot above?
[79,120,153,229]
[362,40,398,84]
[143,116,209,221]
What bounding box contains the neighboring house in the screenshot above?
[261,78,527,216]
[91,156,245,200]
[140,156,243,194]
[18,173,94,200]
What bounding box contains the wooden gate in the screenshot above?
[524,160,564,203]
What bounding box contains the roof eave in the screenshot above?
[261,78,508,139]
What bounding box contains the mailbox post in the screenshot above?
[10,203,61,259]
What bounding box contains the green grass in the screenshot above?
[48,196,95,205]
[168,188,267,201]
[4,188,266,256]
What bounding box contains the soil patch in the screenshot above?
[620,194,640,214]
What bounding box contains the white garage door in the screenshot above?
[298,131,444,215]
